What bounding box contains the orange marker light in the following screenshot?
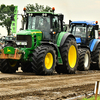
[96,21,98,24]
[52,7,55,11]
[53,32,56,34]
[23,7,26,11]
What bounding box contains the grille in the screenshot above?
[34,35,36,47]
[17,35,32,48]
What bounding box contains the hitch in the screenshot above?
[0,49,22,60]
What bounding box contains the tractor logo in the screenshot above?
[7,48,11,52]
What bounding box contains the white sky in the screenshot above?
[0,0,100,36]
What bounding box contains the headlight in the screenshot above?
[22,42,25,45]
[16,42,21,45]
[24,42,27,45]
[23,42,27,45]
[16,41,27,45]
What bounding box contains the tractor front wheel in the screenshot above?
[31,45,57,75]
[0,59,19,73]
[78,49,91,71]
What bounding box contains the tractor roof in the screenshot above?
[27,12,53,14]
[27,12,61,16]
[71,21,97,26]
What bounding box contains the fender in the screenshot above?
[93,39,100,52]
[60,33,75,47]
[89,39,100,52]
[41,41,63,64]
[40,41,58,55]
[57,32,75,47]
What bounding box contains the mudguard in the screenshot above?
[40,41,58,54]
[57,32,75,47]
[89,39,100,52]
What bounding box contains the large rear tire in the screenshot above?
[78,49,91,71]
[91,43,100,69]
[58,37,78,74]
[31,45,57,75]
[0,59,19,73]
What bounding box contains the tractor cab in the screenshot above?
[70,21,99,45]
[24,11,64,42]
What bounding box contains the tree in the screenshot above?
[25,3,52,12]
[0,4,15,35]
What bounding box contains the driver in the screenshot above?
[39,19,50,39]
[41,19,49,32]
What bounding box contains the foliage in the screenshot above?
[81,95,100,100]
[25,3,52,12]
[0,4,15,35]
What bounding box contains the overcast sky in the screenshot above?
[0,0,100,36]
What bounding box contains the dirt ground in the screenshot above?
[0,68,100,100]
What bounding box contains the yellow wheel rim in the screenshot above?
[45,53,53,69]
[68,45,77,68]
[9,60,17,67]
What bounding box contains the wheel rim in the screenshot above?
[45,53,53,69]
[68,45,77,68]
[9,60,17,67]
[84,53,89,68]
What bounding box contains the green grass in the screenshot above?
[81,95,100,100]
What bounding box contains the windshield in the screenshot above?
[70,25,86,38]
[28,16,50,32]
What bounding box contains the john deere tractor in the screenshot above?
[0,8,78,75]
[70,21,100,71]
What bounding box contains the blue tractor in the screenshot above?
[70,21,100,71]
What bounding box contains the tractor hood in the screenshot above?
[17,29,42,35]
[15,29,43,60]
[16,29,43,50]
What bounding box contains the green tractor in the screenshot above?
[0,8,79,75]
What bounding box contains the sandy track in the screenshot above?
[0,70,100,100]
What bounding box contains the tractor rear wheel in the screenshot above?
[0,59,19,73]
[91,43,100,69]
[21,62,33,72]
[59,37,78,74]
[31,45,57,75]
[78,49,91,71]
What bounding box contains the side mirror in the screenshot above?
[69,20,72,28]
[63,26,67,32]
[59,14,64,20]
[94,25,99,30]
[63,22,67,31]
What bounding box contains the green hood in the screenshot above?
[17,29,42,35]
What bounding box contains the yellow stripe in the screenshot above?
[31,32,42,34]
